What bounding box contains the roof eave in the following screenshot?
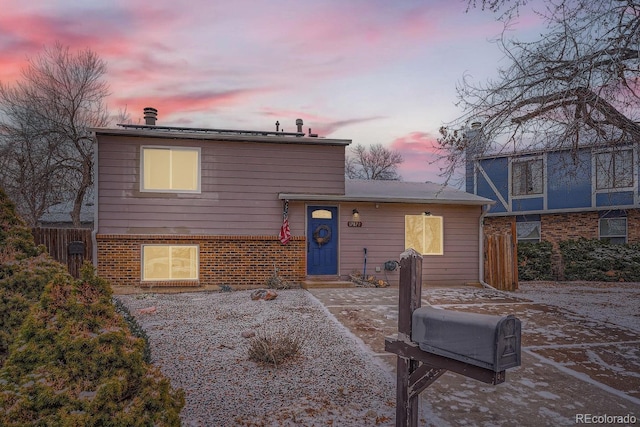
[278,193,495,206]
[90,127,351,146]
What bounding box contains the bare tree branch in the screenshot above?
[345,143,404,180]
[0,43,110,226]
[440,0,640,181]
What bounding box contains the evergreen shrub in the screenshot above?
[0,264,184,426]
[560,238,640,281]
[517,241,554,281]
[0,187,184,425]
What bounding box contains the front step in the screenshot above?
[302,276,354,289]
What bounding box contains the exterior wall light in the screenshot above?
[352,209,360,220]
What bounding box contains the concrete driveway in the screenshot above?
[308,282,640,426]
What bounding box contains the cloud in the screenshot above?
[390,131,447,183]
[113,88,270,123]
[259,107,384,136]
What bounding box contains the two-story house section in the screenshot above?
[467,139,640,271]
[92,109,494,290]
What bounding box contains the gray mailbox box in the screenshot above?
[411,306,521,372]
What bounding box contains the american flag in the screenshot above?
[279,200,291,245]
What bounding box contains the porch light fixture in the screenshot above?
[352,209,360,220]
[424,211,431,216]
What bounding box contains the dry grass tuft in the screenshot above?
[248,329,304,367]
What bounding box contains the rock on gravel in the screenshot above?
[115,289,400,426]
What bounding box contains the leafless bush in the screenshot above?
[247,329,304,367]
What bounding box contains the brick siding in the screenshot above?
[97,234,305,288]
[484,209,640,279]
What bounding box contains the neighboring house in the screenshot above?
[38,199,94,228]
[466,132,640,275]
[92,110,493,289]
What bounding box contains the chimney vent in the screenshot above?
[295,118,303,133]
[144,107,158,126]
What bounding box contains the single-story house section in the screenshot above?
[91,112,494,289]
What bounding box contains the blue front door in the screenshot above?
[307,206,338,275]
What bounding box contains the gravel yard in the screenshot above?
[116,281,640,426]
[116,289,402,426]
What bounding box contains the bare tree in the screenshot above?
[0,43,109,226]
[345,143,403,180]
[439,0,640,179]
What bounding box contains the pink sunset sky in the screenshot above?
[0,0,544,184]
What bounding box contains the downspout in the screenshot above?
[91,135,99,267]
[478,203,496,290]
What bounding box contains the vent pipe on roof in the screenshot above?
[144,107,158,125]
[296,118,303,134]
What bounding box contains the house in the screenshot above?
[465,126,640,276]
[91,109,494,289]
[38,199,94,228]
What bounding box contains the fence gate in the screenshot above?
[31,227,93,278]
[484,224,518,291]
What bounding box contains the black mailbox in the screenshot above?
[67,241,85,256]
[411,306,521,372]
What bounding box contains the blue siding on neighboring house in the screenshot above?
[478,158,509,212]
[512,197,544,211]
[474,145,639,215]
[547,150,592,209]
[596,191,634,207]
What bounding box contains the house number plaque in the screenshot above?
[348,221,363,227]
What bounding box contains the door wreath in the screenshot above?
[313,224,332,247]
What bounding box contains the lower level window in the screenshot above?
[599,217,627,244]
[516,215,541,243]
[516,222,541,243]
[142,245,199,281]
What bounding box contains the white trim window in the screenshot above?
[599,216,627,245]
[512,158,544,196]
[516,221,541,243]
[595,149,633,190]
[142,245,199,281]
[141,146,201,192]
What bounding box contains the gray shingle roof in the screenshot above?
[280,180,495,205]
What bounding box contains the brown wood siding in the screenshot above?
[97,135,346,235]
[337,203,482,286]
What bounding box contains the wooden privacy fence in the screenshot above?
[31,227,93,278]
[484,225,518,291]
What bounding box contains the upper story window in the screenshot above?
[595,149,633,190]
[512,158,543,196]
[405,214,444,255]
[141,146,201,193]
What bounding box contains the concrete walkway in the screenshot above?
[308,284,640,426]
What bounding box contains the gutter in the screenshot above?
[478,203,496,290]
[91,136,98,267]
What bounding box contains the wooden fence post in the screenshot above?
[387,250,520,426]
[396,248,423,426]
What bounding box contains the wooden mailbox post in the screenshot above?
[385,249,521,426]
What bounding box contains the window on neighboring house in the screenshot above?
[516,215,541,243]
[142,245,199,281]
[595,149,633,190]
[599,211,627,244]
[141,147,200,192]
[405,215,443,255]
[512,158,543,196]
